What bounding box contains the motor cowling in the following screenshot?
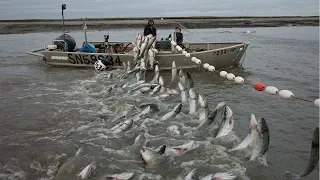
[54,34,76,52]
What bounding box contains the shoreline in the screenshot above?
[0,15,319,22]
[0,16,318,34]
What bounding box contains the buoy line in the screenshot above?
[170,41,320,108]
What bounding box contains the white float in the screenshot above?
[208,65,215,72]
[220,71,228,77]
[226,73,235,80]
[191,57,197,62]
[279,90,294,99]
[234,76,244,84]
[203,63,210,70]
[314,99,319,107]
[185,53,191,57]
[265,86,279,95]
[195,59,201,65]
[182,50,187,56]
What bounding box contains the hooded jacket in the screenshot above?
[144,20,157,37]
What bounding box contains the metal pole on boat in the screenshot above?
[61,4,66,41]
[171,32,177,53]
[83,17,88,44]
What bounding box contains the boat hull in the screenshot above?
[27,42,249,70]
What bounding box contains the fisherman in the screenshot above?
[144,19,157,37]
[168,27,184,47]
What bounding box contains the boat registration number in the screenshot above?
[213,48,237,56]
[67,53,122,66]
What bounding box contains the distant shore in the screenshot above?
[0,16,318,34]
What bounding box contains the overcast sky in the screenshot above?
[0,0,318,20]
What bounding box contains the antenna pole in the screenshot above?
[61,4,66,41]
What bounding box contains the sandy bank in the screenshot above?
[0,16,318,34]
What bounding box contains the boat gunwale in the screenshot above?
[27,42,249,57]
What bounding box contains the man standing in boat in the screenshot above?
[144,19,157,37]
[168,27,184,47]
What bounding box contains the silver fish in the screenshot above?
[161,103,182,121]
[201,172,236,180]
[185,71,194,89]
[105,172,134,180]
[131,106,151,122]
[147,36,156,50]
[249,117,270,161]
[106,86,112,94]
[215,106,234,138]
[149,65,159,84]
[122,61,127,70]
[196,102,226,131]
[140,145,166,165]
[166,141,197,156]
[284,126,319,180]
[127,61,131,71]
[185,168,199,180]
[179,69,186,85]
[77,162,96,180]
[130,83,159,92]
[136,33,142,49]
[159,76,166,93]
[189,88,198,115]
[230,114,259,151]
[172,61,177,83]
[178,82,188,104]
[139,36,149,57]
[135,72,142,82]
[148,49,155,69]
[111,119,134,134]
[134,131,147,147]
[149,85,161,95]
[198,93,209,122]
[133,46,140,62]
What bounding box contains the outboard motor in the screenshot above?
[54,34,76,52]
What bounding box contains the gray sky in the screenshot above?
[0,0,319,20]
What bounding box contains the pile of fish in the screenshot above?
[52,60,276,180]
[132,33,158,70]
[53,33,318,179]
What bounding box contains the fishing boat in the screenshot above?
[26,4,249,70]
[26,34,249,70]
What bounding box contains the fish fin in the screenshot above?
[157,145,166,155]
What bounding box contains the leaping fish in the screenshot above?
[149,65,159,84]
[230,114,259,151]
[215,106,235,138]
[249,117,270,161]
[189,88,198,116]
[140,145,166,165]
[77,162,96,180]
[104,172,134,180]
[172,61,177,83]
[178,82,188,104]
[284,126,319,180]
[159,76,166,93]
[161,103,182,121]
[198,93,209,122]
[136,33,142,49]
[139,36,149,57]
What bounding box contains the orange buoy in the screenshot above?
[253,82,265,91]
